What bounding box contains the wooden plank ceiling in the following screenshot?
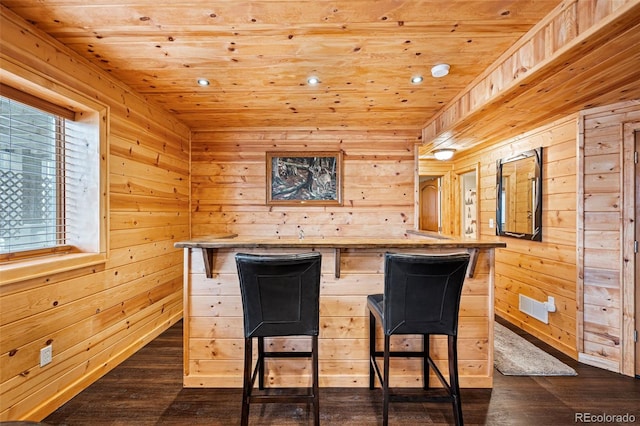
[2,1,640,156]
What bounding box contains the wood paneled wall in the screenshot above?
[423,117,579,357]
[0,9,189,421]
[190,130,420,238]
[578,100,640,375]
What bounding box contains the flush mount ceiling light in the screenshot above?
[411,75,424,84]
[431,63,450,78]
[196,78,210,86]
[433,148,455,161]
[307,76,320,85]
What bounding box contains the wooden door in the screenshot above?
[420,179,439,232]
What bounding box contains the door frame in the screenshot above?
[419,176,442,232]
[622,121,640,377]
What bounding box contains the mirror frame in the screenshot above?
[496,147,543,241]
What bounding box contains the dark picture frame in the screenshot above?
[266,151,343,206]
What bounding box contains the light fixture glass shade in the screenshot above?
[433,148,455,161]
[431,63,450,78]
[197,78,210,86]
[411,75,423,84]
[307,76,320,85]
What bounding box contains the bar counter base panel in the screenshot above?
[176,236,504,391]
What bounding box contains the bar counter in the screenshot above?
[175,234,505,389]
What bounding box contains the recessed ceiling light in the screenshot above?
[307,76,320,85]
[197,78,210,86]
[431,64,450,78]
[411,76,423,84]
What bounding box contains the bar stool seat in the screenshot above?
[368,252,470,426]
[235,252,322,426]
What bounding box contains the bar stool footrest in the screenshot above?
[388,391,455,404]
[249,393,317,404]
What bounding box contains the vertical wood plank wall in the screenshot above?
[422,117,579,357]
[578,100,640,374]
[0,10,190,421]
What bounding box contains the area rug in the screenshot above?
[494,322,577,376]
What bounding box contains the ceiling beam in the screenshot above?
[420,0,640,157]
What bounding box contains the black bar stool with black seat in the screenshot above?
[235,252,322,426]
[368,252,470,426]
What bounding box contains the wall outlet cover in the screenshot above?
[40,345,52,367]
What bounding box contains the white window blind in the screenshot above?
[0,94,83,255]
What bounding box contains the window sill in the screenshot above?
[0,252,107,286]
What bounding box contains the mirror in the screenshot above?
[496,147,542,241]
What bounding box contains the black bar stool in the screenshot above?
[367,252,470,426]
[235,252,322,426]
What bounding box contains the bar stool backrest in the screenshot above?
[383,252,470,336]
[235,252,322,338]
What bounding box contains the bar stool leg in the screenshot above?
[258,337,265,390]
[241,337,252,426]
[448,335,464,426]
[423,333,430,389]
[369,311,376,389]
[312,335,320,425]
[382,335,391,426]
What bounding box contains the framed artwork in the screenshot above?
[266,151,343,206]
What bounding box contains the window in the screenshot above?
[0,95,71,256]
[0,71,107,283]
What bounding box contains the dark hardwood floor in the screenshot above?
[43,318,640,425]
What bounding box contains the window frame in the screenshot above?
[0,60,109,286]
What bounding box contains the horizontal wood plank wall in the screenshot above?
[0,9,189,421]
[183,246,494,388]
[186,130,494,387]
[423,117,579,358]
[190,130,420,238]
[578,100,640,374]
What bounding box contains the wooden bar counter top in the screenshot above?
[175,234,505,389]
[174,233,505,249]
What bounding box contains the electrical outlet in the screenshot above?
[40,345,52,367]
[489,218,494,228]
